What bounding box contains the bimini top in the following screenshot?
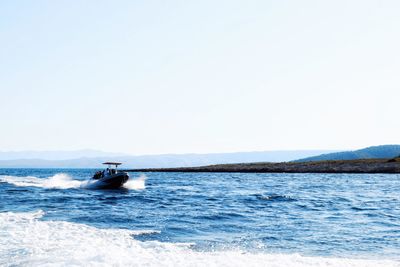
[102,162,122,166]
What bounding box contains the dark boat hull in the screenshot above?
[91,172,129,189]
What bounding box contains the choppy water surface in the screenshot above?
[0,169,399,266]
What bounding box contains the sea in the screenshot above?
[0,169,399,267]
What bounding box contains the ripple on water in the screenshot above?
[1,170,400,264]
[254,194,297,202]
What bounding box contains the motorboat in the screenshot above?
[90,162,129,189]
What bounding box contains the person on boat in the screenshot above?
[93,171,102,179]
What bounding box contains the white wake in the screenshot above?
[124,174,146,190]
[0,173,84,189]
[0,210,399,267]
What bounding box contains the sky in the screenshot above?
[0,0,399,155]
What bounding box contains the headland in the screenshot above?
[127,158,400,174]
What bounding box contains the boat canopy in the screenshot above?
[103,162,122,166]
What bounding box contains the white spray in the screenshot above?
[124,174,147,190]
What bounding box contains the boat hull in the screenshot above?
[91,172,129,189]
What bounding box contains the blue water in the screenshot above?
[0,169,399,266]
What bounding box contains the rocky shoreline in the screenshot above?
[126,158,400,174]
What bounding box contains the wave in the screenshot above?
[255,194,296,202]
[0,173,84,189]
[124,174,146,190]
[0,173,146,190]
[0,210,398,267]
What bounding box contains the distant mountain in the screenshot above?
[0,150,336,168]
[0,149,129,161]
[295,145,400,162]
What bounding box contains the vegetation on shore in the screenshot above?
[127,157,400,174]
[295,145,400,162]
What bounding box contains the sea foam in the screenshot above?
[124,174,146,190]
[0,210,398,267]
[0,174,83,189]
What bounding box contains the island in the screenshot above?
[126,158,400,174]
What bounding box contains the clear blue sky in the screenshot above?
[0,0,399,154]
